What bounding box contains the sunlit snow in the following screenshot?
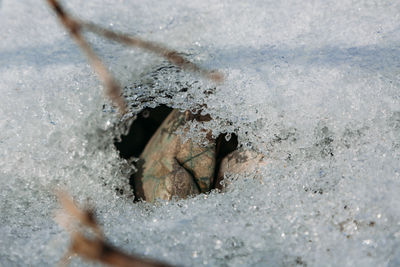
[1,0,400,266]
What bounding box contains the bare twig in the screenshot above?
[81,22,224,83]
[46,0,127,114]
[46,0,223,115]
[56,190,103,239]
[56,191,173,267]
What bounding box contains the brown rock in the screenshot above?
[216,150,267,190]
[133,109,216,202]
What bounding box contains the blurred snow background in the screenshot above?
[1,0,400,266]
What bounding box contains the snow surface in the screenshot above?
[1,0,400,266]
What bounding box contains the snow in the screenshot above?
[1,0,400,266]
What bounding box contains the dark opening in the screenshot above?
[114,105,173,159]
[214,133,238,189]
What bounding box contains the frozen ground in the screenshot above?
[1,0,400,266]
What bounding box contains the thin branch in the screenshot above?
[46,0,224,115]
[81,22,224,83]
[56,190,103,239]
[46,0,128,114]
[56,191,173,267]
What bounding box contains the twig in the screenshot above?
[81,22,224,83]
[56,191,173,267]
[46,0,127,114]
[46,0,224,114]
[56,190,103,239]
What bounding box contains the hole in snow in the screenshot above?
[114,105,238,200]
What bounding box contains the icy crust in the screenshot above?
[1,0,400,266]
